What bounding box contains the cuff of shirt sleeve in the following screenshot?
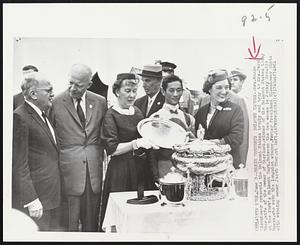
[24,198,39,208]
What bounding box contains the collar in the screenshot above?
[163,103,179,112]
[72,91,87,105]
[148,91,160,102]
[25,99,44,118]
[112,103,135,115]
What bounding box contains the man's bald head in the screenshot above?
[21,72,54,111]
[68,64,93,99]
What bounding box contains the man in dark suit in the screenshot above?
[12,72,61,231]
[13,65,39,110]
[134,64,164,190]
[49,64,107,232]
[134,64,164,118]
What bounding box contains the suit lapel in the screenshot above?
[25,103,58,150]
[208,110,219,130]
[147,92,164,117]
[85,92,94,126]
[201,103,210,130]
[207,100,229,130]
[62,91,83,128]
[140,96,148,117]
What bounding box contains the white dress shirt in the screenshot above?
[206,108,216,128]
[146,91,159,115]
[25,100,56,144]
[72,92,87,117]
[150,103,195,131]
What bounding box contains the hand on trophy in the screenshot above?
[186,131,196,142]
[196,124,205,141]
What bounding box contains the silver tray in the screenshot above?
[137,117,188,149]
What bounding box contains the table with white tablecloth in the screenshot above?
[102,190,253,234]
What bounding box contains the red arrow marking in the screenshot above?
[245,36,263,60]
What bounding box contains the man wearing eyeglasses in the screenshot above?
[12,72,61,231]
[49,64,107,232]
[13,65,39,110]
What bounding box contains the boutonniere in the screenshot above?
[222,107,232,111]
[157,102,161,105]
[89,104,93,109]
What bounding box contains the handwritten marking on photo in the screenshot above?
[245,36,263,60]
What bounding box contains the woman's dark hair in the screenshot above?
[22,65,39,72]
[112,73,138,96]
[202,69,231,94]
[161,74,183,91]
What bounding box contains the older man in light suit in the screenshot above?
[12,72,61,231]
[49,64,107,232]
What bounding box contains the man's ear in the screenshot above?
[161,87,165,96]
[29,90,37,100]
[87,81,93,89]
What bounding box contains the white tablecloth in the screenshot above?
[102,190,253,234]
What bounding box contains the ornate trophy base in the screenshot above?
[188,188,227,201]
[185,173,229,201]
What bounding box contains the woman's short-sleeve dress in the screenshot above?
[100,106,147,228]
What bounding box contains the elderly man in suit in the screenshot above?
[12,72,61,231]
[134,65,164,190]
[13,65,39,110]
[134,64,164,118]
[49,64,107,232]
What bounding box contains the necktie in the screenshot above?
[170,109,178,114]
[42,112,50,129]
[77,98,85,128]
[42,112,56,143]
[146,98,153,116]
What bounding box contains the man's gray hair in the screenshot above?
[21,72,48,99]
[69,63,93,81]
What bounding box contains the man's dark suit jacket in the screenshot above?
[134,91,165,118]
[194,100,244,168]
[134,91,164,189]
[12,102,61,211]
[13,92,25,110]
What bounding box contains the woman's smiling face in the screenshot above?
[209,79,230,104]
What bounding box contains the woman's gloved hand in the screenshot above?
[186,131,196,142]
[133,138,159,150]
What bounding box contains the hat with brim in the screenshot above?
[138,65,162,78]
[206,69,229,84]
[230,69,247,80]
[160,61,177,72]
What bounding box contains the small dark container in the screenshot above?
[160,183,185,202]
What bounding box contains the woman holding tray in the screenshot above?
[99,73,158,231]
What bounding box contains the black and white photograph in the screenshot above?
[3,3,297,242]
